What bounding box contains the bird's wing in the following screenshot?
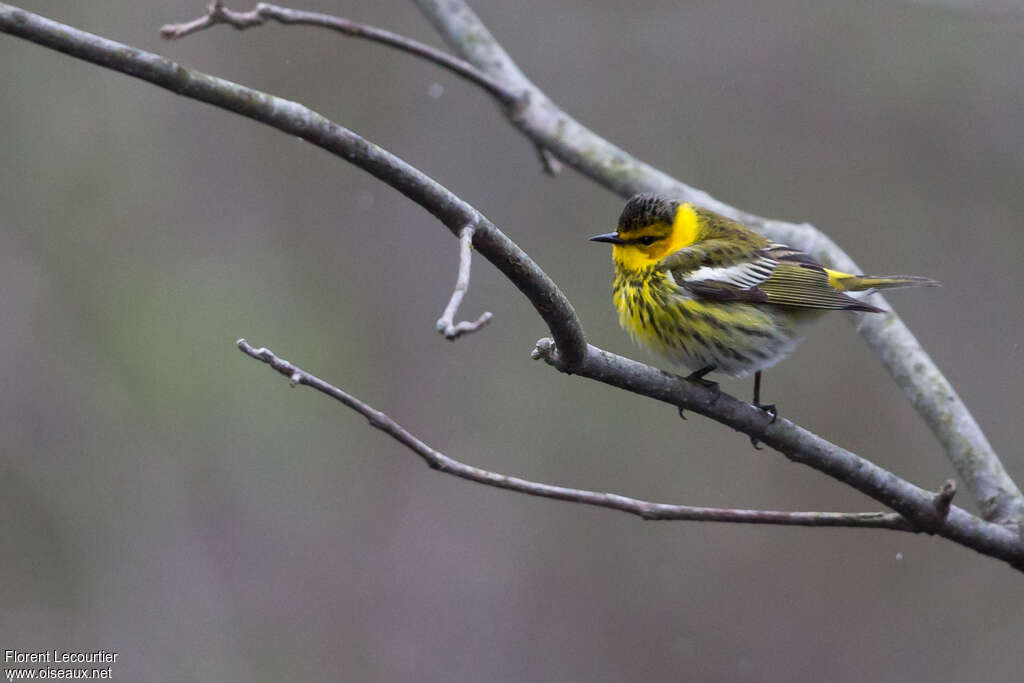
[669,244,882,312]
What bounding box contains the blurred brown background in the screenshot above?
[3,1,1023,680]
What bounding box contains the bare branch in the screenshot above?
[412,0,1024,526]
[436,226,493,340]
[160,2,517,105]
[237,339,911,530]
[4,5,1024,568]
[157,0,1022,525]
[157,1,228,39]
[0,5,588,368]
[161,3,578,176]
[530,339,1024,568]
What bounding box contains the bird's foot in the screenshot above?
[755,403,778,423]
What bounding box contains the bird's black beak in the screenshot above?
[589,232,625,244]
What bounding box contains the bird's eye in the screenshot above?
[637,235,658,246]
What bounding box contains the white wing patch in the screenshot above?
[683,258,777,289]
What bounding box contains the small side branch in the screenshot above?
[160,3,575,176]
[160,1,516,104]
[535,143,562,176]
[158,1,235,38]
[435,226,492,340]
[236,339,911,530]
[933,479,957,521]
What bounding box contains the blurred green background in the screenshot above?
[3,1,1023,680]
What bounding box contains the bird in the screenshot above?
[590,193,939,438]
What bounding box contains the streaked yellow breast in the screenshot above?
[611,266,804,377]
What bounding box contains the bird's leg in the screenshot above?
[677,365,719,419]
[687,365,720,403]
[752,371,777,420]
[687,365,720,394]
[750,370,778,450]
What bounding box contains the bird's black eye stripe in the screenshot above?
[635,235,658,246]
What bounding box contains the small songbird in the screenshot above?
[590,193,939,423]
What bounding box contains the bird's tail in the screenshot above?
[827,270,941,292]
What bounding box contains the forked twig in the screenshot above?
[160,1,516,104]
[435,226,492,340]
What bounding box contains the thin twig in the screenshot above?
[156,0,225,39]
[160,1,517,105]
[160,2,579,176]
[236,339,911,529]
[435,225,493,340]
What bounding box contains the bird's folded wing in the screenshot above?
[756,263,879,310]
[669,246,881,312]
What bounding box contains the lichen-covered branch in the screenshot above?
[237,339,912,530]
[412,0,1023,526]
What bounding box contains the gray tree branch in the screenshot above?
[2,4,1022,568]
[530,339,1024,563]
[410,0,1023,525]
[159,1,516,104]
[237,339,912,529]
[6,4,589,366]
[156,0,1021,527]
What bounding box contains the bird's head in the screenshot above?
[589,194,700,270]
